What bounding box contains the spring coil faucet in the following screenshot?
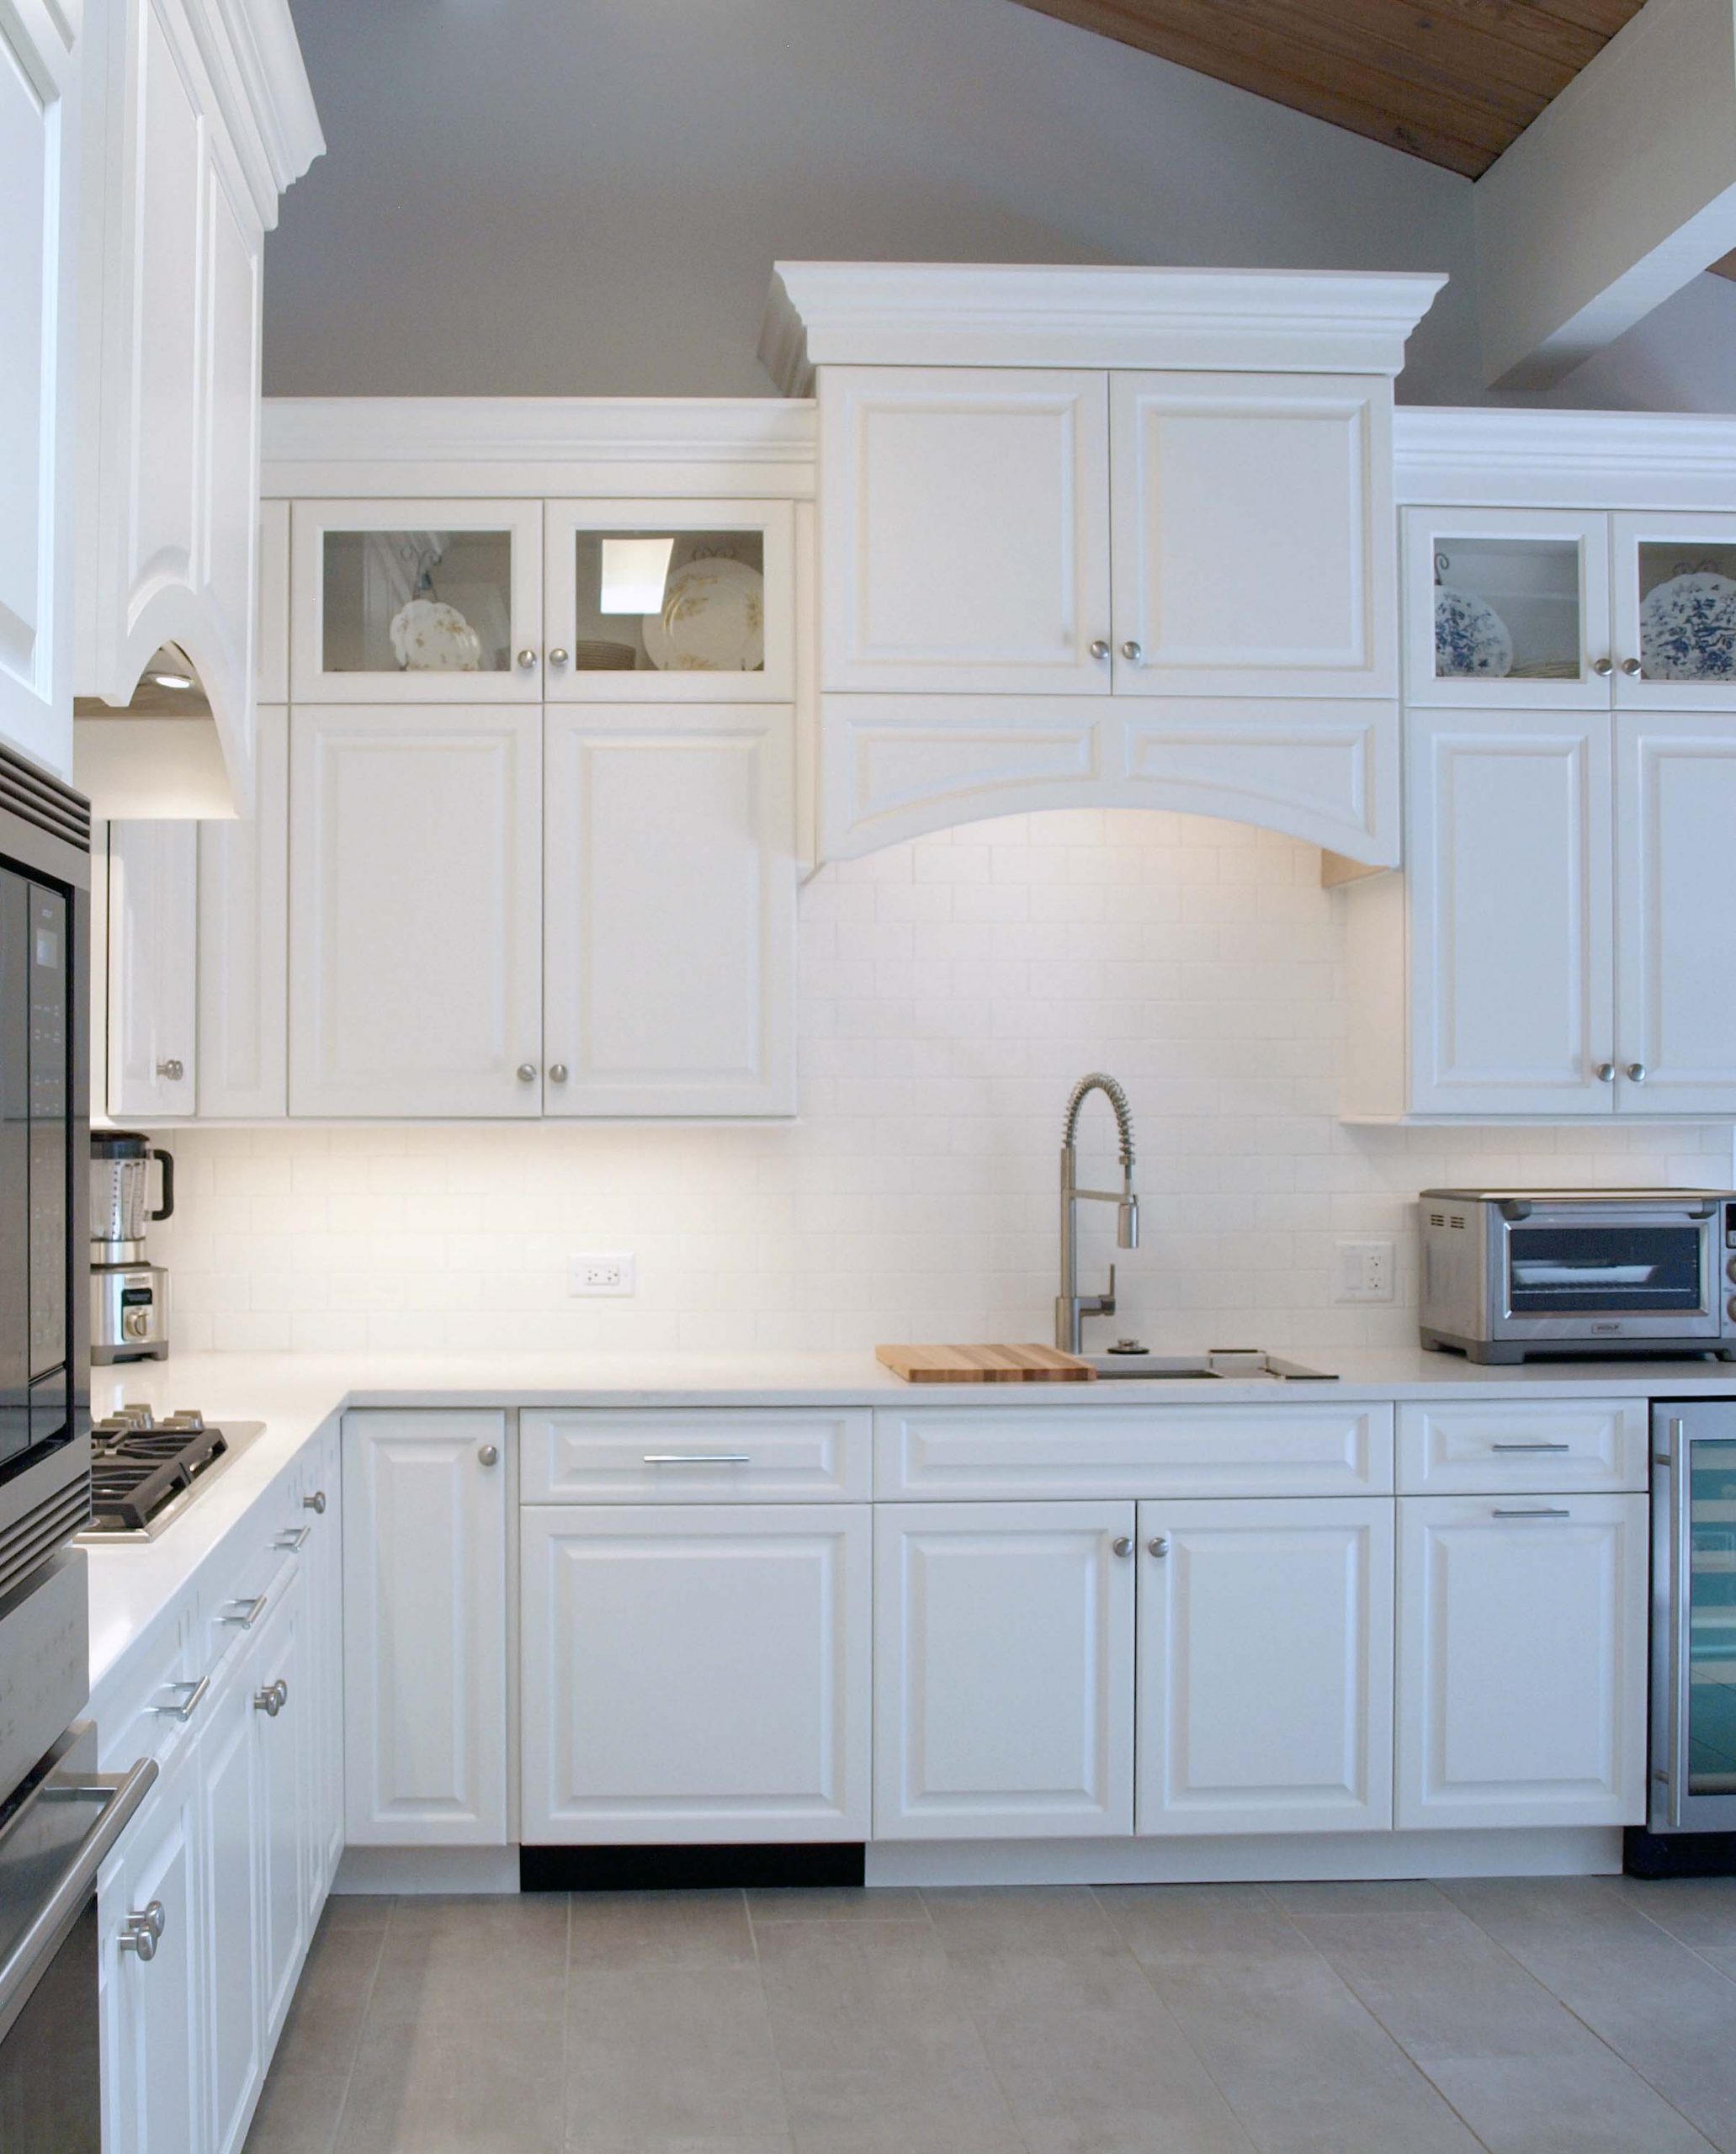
[1055,1073,1140,1355]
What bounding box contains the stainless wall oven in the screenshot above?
[1420,1189,1736,1363]
[0,748,128,2147]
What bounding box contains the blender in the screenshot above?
[90,1131,173,1362]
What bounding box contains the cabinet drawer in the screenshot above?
[1397,1399,1646,1494]
[874,1403,1394,1499]
[520,1409,872,1502]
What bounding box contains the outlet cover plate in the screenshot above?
[568,1252,635,1297]
[1335,1239,1394,1303]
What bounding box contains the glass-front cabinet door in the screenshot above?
[290,500,544,702]
[543,501,794,701]
[1404,508,1611,708]
[1612,512,1736,708]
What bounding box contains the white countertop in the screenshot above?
[83,1343,1736,1706]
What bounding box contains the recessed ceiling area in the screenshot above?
[1008,0,1647,178]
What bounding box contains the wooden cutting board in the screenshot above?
[876,1343,1096,1383]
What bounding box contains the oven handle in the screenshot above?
[0,1755,158,2046]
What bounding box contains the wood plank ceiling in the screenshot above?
[1011,0,1647,178]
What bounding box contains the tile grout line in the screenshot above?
[561,1891,574,2154]
[323,1893,396,2154]
[740,1887,802,2154]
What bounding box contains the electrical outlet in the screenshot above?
[1334,1239,1395,1303]
[568,1252,635,1297]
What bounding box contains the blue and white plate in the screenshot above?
[1638,570,1736,681]
[1434,586,1513,679]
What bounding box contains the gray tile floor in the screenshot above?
[244,1875,1736,2154]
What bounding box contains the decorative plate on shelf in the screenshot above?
[644,557,765,672]
[1638,570,1736,681]
[390,597,482,672]
[1433,586,1513,679]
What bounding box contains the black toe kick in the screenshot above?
[521,1843,867,1892]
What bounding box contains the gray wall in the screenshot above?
[264,0,1736,411]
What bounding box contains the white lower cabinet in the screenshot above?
[873,1501,1136,1840]
[520,1504,870,1843]
[300,1431,345,1910]
[201,1663,263,2154]
[342,1410,510,1845]
[254,1573,309,2045]
[103,1755,205,2154]
[1135,1498,1394,1836]
[1395,1492,1649,1830]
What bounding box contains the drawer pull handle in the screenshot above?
[274,1525,311,1551]
[152,1674,210,1722]
[640,1454,752,1466]
[1491,1507,1572,1520]
[1490,1442,1572,1452]
[220,1595,268,1628]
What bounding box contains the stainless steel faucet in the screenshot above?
[1055,1072,1139,1355]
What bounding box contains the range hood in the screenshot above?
[73,645,240,818]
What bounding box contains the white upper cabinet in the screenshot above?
[107,818,199,1119]
[197,703,287,1117]
[1402,710,1613,1117]
[544,499,794,702]
[1613,713,1736,1112]
[0,0,77,780]
[543,705,795,1116]
[77,0,321,809]
[289,704,544,1117]
[289,500,544,703]
[819,368,1112,697]
[1111,372,1393,699]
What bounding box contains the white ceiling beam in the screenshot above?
[1475,0,1736,390]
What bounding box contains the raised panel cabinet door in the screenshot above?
[1404,710,1614,1115]
[107,820,199,1119]
[342,1411,509,1846]
[0,0,76,777]
[300,1431,345,1909]
[820,367,1112,695]
[1614,714,1736,1114]
[1110,371,1393,698]
[103,1763,205,2154]
[198,704,287,1117]
[873,1501,1135,1840]
[1134,1498,1394,1837]
[289,706,543,1117]
[521,1504,871,1844]
[1395,1493,1649,1830]
[199,1668,263,2154]
[252,1570,307,2048]
[543,705,795,1115]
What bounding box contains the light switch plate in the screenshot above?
[568,1252,635,1297]
[1334,1239,1394,1303]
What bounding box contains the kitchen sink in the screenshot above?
[1084,1350,1336,1382]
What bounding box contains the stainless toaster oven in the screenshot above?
[1420,1189,1736,1363]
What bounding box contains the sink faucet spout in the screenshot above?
[1056,1073,1139,1356]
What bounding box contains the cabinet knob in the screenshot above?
[1111,1535,1133,1558]
[304,1489,326,1515]
[1148,1536,1170,1558]
[1627,1061,1648,1083]
[1595,1063,1617,1083]
[517,649,539,669]
[119,1900,166,1960]
[157,1058,184,1082]
[1088,639,1111,662]
[548,1063,570,1083]
[549,647,570,666]
[1592,656,1614,677]
[517,1063,538,1083]
[478,1443,500,1467]
[1120,640,1144,664]
[1621,656,1643,676]
[254,1680,287,1716]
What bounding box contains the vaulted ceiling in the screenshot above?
[1010,0,1646,178]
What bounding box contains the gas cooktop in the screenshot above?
[78,1406,266,1539]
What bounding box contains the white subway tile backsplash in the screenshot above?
[145,811,1736,1357]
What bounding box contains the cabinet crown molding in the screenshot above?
[760,263,1449,393]
[188,0,323,226]
[1394,406,1736,507]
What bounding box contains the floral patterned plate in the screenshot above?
[644,558,765,672]
[389,597,482,672]
[1638,570,1736,681]
[1434,586,1513,679]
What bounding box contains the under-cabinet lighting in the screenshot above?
[598,535,675,614]
[148,670,196,691]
